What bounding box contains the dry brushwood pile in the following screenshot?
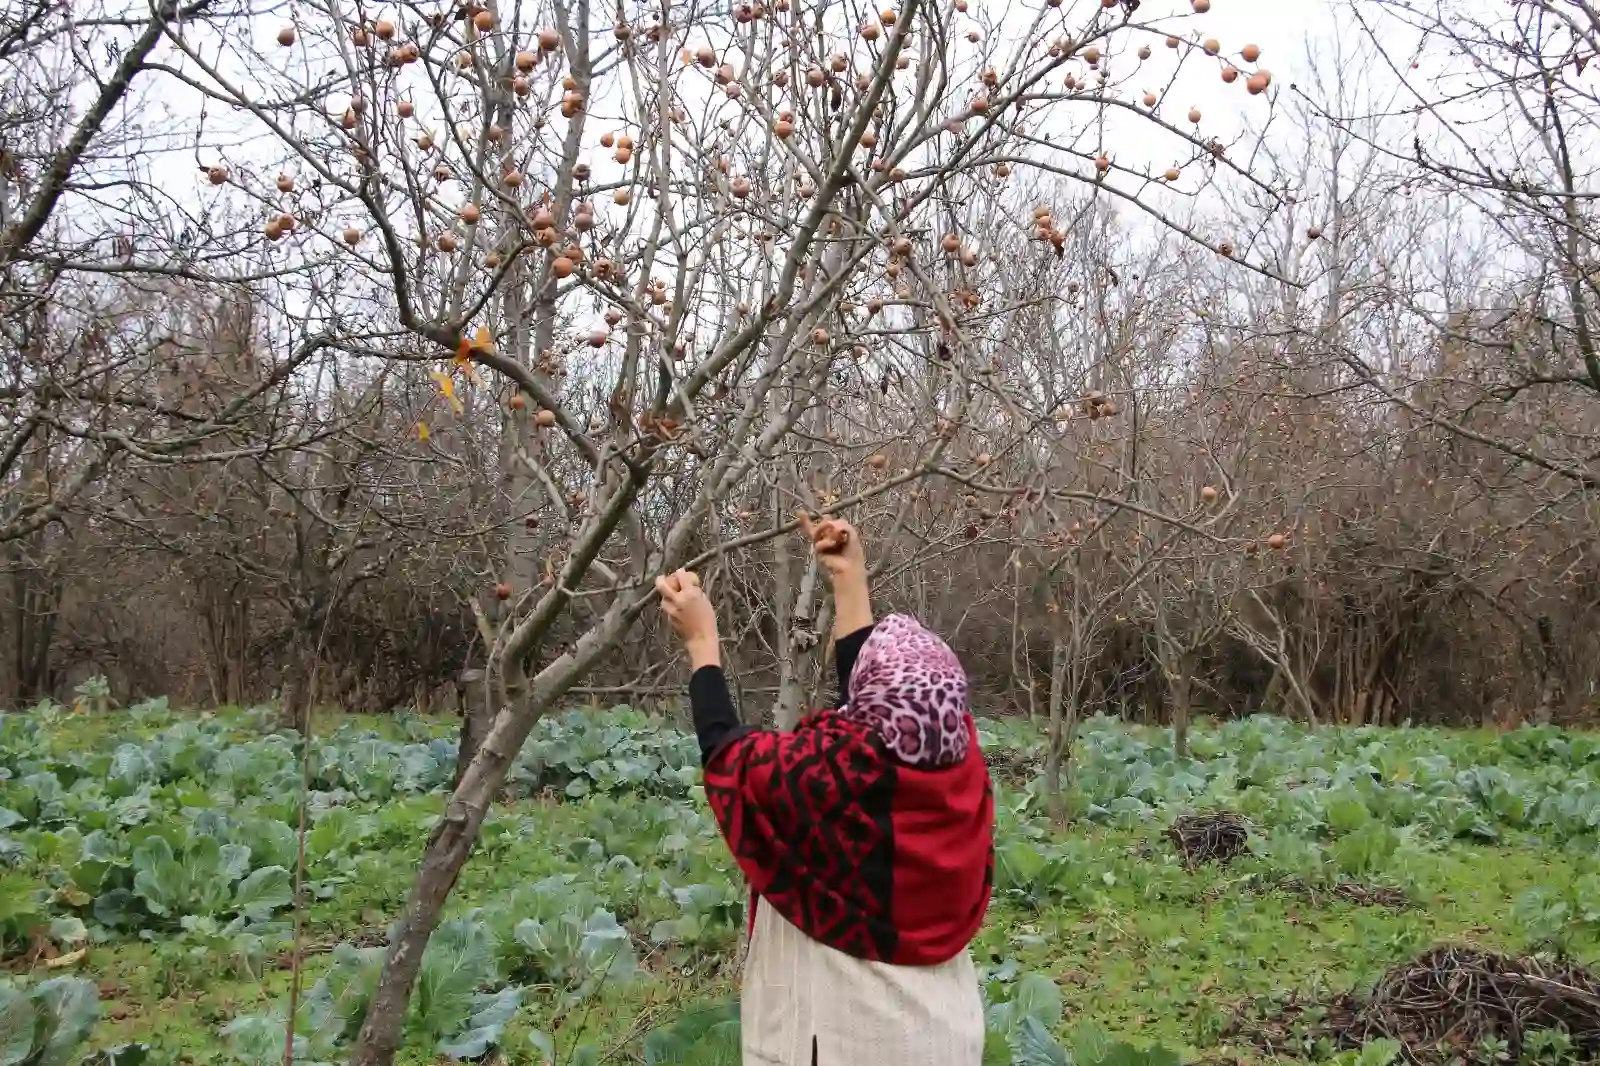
[1243,946,1600,1065]
[983,745,1042,786]
[1167,811,1251,867]
[1274,876,1410,909]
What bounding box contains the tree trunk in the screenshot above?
[1042,634,1072,823]
[1531,615,1564,725]
[10,553,60,703]
[277,633,317,735]
[1170,652,1195,759]
[454,669,490,788]
[349,613,626,1066]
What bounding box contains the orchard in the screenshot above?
[2,0,1598,1062]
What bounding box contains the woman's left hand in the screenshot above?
[656,569,721,668]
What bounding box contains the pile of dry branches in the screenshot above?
[1167,811,1251,867]
[1242,946,1600,1065]
[1275,877,1409,909]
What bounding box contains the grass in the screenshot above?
[2,705,1596,1065]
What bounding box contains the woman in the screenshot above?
[655,515,994,1066]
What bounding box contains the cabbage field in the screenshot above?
[0,700,1595,1066]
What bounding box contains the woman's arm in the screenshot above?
[688,664,755,764]
[657,570,753,763]
[797,513,876,703]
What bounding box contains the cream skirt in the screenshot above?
[740,898,985,1066]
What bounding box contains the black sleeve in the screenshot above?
[834,624,876,707]
[689,665,757,766]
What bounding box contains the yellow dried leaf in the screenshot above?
[429,369,464,414]
[417,422,431,441]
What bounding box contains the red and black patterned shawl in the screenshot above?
[697,622,994,966]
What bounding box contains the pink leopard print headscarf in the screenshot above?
[839,614,971,768]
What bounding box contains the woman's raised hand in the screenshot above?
[796,512,867,582]
[655,569,721,668]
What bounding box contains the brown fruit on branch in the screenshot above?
[342,226,362,245]
[1203,38,1220,55]
[374,18,395,39]
[552,256,574,278]
[436,232,458,252]
[869,453,888,469]
[1221,66,1239,83]
[509,393,527,411]
[1268,533,1287,550]
[206,166,228,185]
[277,24,296,46]
[276,173,294,192]
[535,409,557,427]
[1192,0,1210,10]
[459,203,480,224]
[1143,92,1157,107]
[696,45,716,66]
[1201,485,1218,502]
[1241,42,1261,61]
[1188,106,1202,123]
[473,9,494,31]
[1246,69,1272,94]
[397,100,414,117]
[494,582,513,600]
[811,327,830,345]
[539,27,560,50]
[515,51,536,71]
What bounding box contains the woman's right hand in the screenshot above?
[656,569,722,668]
[797,512,867,583]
